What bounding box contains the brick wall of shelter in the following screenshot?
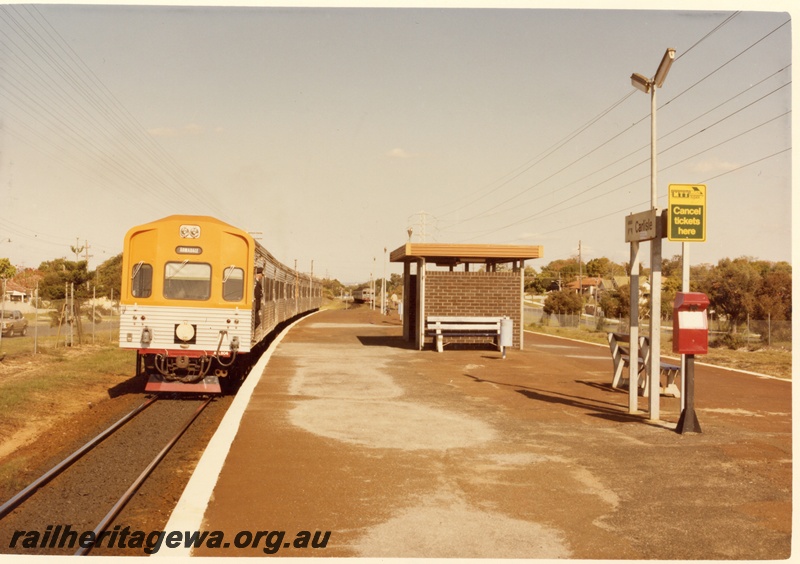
[425,271,521,348]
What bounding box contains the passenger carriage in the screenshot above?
[119,215,321,393]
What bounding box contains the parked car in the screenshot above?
[1,310,28,337]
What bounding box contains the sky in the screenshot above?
[0,0,795,284]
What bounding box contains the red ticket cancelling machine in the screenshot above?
[673,292,710,433]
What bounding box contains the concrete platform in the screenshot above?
[161,307,792,559]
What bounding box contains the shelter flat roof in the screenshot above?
[390,243,543,267]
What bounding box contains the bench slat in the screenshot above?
[427,324,499,331]
[427,316,501,323]
[610,332,632,343]
[428,331,498,337]
[608,331,681,398]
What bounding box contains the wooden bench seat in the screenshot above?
[608,332,681,397]
[426,316,502,353]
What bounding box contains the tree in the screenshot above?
[388,272,403,296]
[94,253,122,299]
[38,259,92,300]
[661,276,682,320]
[585,257,624,278]
[0,258,16,280]
[321,278,345,299]
[697,257,761,331]
[661,255,683,279]
[597,283,633,320]
[37,259,94,342]
[543,290,583,315]
[537,258,581,291]
[524,266,542,293]
[754,265,791,321]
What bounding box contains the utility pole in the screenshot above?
[71,238,85,262]
[382,247,387,315]
[408,211,433,242]
[0,278,5,349]
[578,241,583,329]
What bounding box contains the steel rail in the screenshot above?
[0,397,158,520]
[76,397,213,556]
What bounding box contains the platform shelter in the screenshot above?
[389,243,544,351]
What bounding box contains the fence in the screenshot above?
[0,298,120,355]
[524,306,792,350]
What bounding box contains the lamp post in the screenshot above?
[631,47,675,422]
[382,247,387,315]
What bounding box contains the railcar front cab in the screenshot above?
[119,216,257,394]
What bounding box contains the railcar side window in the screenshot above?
[222,266,245,302]
[131,262,153,298]
[164,262,211,300]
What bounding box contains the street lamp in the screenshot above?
[631,47,675,422]
[630,48,674,208]
[383,247,387,315]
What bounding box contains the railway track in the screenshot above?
[0,395,215,556]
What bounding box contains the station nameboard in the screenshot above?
[625,209,658,242]
[668,184,706,242]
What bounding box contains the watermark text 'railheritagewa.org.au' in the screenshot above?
[9,525,331,554]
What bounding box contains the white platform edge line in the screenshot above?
[523,329,787,381]
[155,311,318,557]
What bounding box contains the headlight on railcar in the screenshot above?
[175,322,197,344]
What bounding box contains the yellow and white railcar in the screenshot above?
[119,215,321,393]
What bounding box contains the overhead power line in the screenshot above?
[434,12,747,227]
[0,5,234,222]
[525,148,790,240]
[435,14,790,243]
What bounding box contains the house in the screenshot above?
[565,277,603,298]
[3,280,29,303]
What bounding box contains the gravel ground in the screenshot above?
[189,307,791,560]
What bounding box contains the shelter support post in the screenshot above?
[416,258,426,350]
[519,259,525,350]
[402,261,412,342]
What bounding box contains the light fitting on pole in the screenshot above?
[630,72,651,93]
[654,48,676,88]
[631,48,676,93]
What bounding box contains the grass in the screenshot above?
[0,333,135,436]
[0,331,134,498]
[526,323,792,379]
[700,345,792,379]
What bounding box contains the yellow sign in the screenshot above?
[668,184,706,242]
